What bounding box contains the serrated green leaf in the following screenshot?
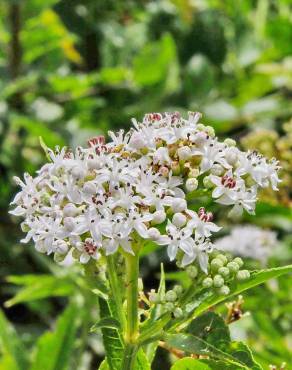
[90,317,121,332]
[5,275,75,307]
[30,302,79,370]
[0,310,29,370]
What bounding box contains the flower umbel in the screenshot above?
[10,112,280,273]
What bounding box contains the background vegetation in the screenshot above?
[0,1,291,369]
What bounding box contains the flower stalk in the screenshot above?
[122,250,140,370]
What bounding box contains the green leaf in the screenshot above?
[165,334,250,369]
[90,317,121,332]
[133,33,179,92]
[5,275,75,307]
[99,298,124,370]
[98,360,109,370]
[186,312,230,349]
[0,310,29,370]
[171,358,212,370]
[30,302,79,370]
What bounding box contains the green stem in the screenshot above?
[107,254,126,331]
[122,251,140,370]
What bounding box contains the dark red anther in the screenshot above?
[84,240,97,255]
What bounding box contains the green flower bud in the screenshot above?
[218,267,230,278]
[186,265,198,279]
[203,175,214,189]
[218,285,230,295]
[236,270,250,281]
[213,274,224,288]
[233,257,244,268]
[202,277,213,288]
[216,254,228,265]
[165,290,177,302]
[211,258,224,272]
[188,168,200,178]
[227,262,240,273]
[186,178,198,192]
[197,123,206,131]
[173,307,184,318]
[173,285,183,295]
[164,302,175,312]
[224,138,236,147]
[206,126,215,137]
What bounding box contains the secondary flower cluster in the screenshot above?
[10,112,280,273]
[215,225,278,263]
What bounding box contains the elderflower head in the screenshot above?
[214,225,278,263]
[10,112,280,273]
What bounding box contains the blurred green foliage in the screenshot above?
[0,1,291,369]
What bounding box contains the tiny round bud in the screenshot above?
[186,265,198,279]
[148,227,161,240]
[202,277,213,288]
[177,146,192,161]
[224,138,236,147]
[225,147,238,165]
[227,262,240,273]
[165,290,177,302]
[210,164,224,176]
[152,210,166,225]
[21,222,30,232]
[186,178,198,192]
[197,123,205,131]
[218,285,230,295]
[213,274,224,288]
[205,126,215,137]
[233,257,244,268]
[173,285,183,295]
[164,302,175,312]
[173,307,184,318]
[149,290,159,303]
[218,267,230,278]
[188,168,200,178]
[63,217,75,231]
[216,254,228,265]
[172,213,187,227]
[171,198,187,213]
[159,166,169,177]
[236,270,250,281]
[63,203,78,217]
[211,258,224,272]
[71,166,86,179]
[203,176,214,189]
[83,181,97,195]
[53,239,68,254]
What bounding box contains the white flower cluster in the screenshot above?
[10,112,280,273]
[215,225,278,263]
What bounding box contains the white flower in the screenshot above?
[163,221,194,260]
[76,238,101,263]
[187,209,221,240]
[182,239,213,273]
[153,147,171,165]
